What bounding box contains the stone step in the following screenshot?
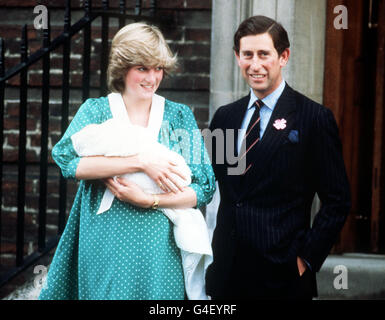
[3,253,385,300]
[316,253,385,299]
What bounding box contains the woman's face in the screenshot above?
[124,66,164,100]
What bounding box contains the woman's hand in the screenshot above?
[104,176,197,210]
[103,177,153,208]
[137,151,187,193]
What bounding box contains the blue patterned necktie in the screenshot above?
[240,99,263,175]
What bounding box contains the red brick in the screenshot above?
[162,27,183,41]
[160,75,194,90]
[4,102,19,117]
[47,180,60,193]
[29,40,46,55]
[4,57,19,71]
[196,121,209,131]
[6,76,20,87]
[90,73,101,87]
[182,58,210,73]
[0,26,26,39]
[49,133,62,146]
[28,73,47,87]
[25,194,39,210]
[0,0,84,8]
[29,133,41,147]
[29,72,81,87]
[19,149,39,162]
[89,57,100,72]
[27,102,42,118]
[192,75,209,90]
[67,180,80,195]
[0,241,38,255]
[48,154,56,164]
[46,194,60,209]
[174,43,210,58]
[0,250,16,267]
[185,0,212,9]
[48,104,62,117]
[3,149,39,163]
[5,101,42,119]
[6,133,19,147]
[70,73,82,87]
[48,118,61,132]
[156,9,178,26]
[193,107,209,123]
[1,242,18,255]
[45,211,61,226]
[2,193,17,208]
[1,211,35,240]
[155,0,184,9]
[3,149,18,162]
[185,28,211,42]
[3,117,38,131]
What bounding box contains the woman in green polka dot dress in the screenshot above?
[38,22,216,300]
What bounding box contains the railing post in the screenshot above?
[0,38,4,260]
[0,0,163,288]
[38,11,51,252]
[59,0,71,234]
[135,0,142,16]
[82,0,92,101]
[16,25,28,266]
[100,0,109,96]
[85,0,92,15]
[119,0,126,28]
[150,0,157,17]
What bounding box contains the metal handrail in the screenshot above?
[0,0,159,289]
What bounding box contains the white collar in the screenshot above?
[248,79,286,111]
[108,92,165,142]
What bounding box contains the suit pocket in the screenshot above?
[296,268,316,298]
[287,256,301,280]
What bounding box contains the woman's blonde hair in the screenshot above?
[107,22,177,93]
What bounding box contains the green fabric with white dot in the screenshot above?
[38,97,215,300]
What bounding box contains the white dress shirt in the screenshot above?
[237,79,286,155]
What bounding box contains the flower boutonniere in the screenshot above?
[273,118,287,130]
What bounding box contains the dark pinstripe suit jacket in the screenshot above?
[206,84,351,296]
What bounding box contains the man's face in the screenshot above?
[235,32,290,99]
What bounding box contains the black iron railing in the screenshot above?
[0,0,159,289]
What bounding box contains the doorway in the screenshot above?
[324,0,385,253]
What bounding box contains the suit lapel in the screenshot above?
[230,94,250,156]
[239,85,297,199]
[225,94,250,197]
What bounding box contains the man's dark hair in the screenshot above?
[233,15,290,56]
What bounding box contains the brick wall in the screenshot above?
[0,0,212,293]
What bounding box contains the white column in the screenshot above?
[210,0,326,113]
[209,0,252,119]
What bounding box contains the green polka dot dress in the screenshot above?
[38,97,216,300]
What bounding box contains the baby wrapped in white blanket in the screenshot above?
[71,118,213,300]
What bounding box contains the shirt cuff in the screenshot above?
[303,258,312,271]
[189,183,204,209]
[63,157,81,179]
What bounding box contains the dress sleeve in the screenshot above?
[52,98,105,179]
[174,104,216,209]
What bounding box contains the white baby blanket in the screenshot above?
[71,93,213,300]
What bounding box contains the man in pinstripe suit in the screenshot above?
[205,15,351,300]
